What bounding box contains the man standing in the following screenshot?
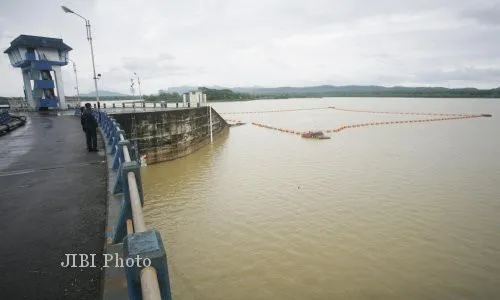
[81,103,98,152]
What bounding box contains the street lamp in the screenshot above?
[61,5,100,107]
[67,58,80,107]
[134,72,143,100]
[130,78,135,97]
[97,73,103,92]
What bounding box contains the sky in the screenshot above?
[1,0,500,96]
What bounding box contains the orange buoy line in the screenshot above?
[322,115,484,134]
[330,106,483,117]
[222,105,491,118]
[220,107,331,115]
[251,122,305,136]
[252,114,486,138]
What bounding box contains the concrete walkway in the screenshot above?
[0,113,107,299]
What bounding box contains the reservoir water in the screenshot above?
[142,97,500,300]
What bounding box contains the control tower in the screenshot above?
[4,35,72,110]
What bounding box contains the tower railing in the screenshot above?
[92,109,172,300]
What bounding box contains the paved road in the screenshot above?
[0,113,107,299]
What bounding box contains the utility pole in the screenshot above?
[130,78,135,97]
[68,58,80,107]
[134,72,142,100]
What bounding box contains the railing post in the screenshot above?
[108,122,118,145]
[99,111,105,126]
[108,129,123,155]
[103,117,110,136]
[112,139,129,170]
[106,118,114,137]
[112,141,130,196]
[123,230,172,300]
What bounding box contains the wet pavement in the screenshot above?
[0,113,107,299]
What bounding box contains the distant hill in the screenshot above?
[167,85,403,95]
[79,90,131,97]
[166,85,500,99]
[231,85,500,96]
[166,86,226,94]
[232,85,385,95]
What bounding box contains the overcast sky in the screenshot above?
[1,0,500,96]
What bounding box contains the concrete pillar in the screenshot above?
[53,66,66,109]
[203,94,207,106]
[31,70,43,105]
[22,69,35,108]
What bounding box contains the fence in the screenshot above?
[0,110,27,135]
[74,101,210,113]
[0,110,11,124]
[92,109,172,300]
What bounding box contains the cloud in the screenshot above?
[461,3,500,26]
[416,67,500,82]
[0,0,500,96]
[120,53,185,78]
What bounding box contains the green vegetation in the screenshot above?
[2,85,499,104]
[142,87,254,102]
[143,90,182,102]
[167,85,500,101]
[234,85,500,99]
[198,87,254,101]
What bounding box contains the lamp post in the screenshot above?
[134,72,142,100]
[67,58,80,107]
[61,5,100,107]
[130,78,135,97]
[97,73,102,94]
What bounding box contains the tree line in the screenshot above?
[3,86,500,103]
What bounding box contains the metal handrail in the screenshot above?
[119,133,161,300]
[90,109,168,300]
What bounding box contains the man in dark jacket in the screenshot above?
[81,103,98,152]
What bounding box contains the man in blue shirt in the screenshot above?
[81,103,98,152]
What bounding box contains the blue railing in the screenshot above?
[1,110,27,135]
[93,110,172,300]
[0,110,11,124]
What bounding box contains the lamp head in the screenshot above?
[61,6,74,14]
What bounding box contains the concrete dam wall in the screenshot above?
[111,107,229,164]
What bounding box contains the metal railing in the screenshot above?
[92,109,172,300]
[1,110,27,135]
[75,101,209,114]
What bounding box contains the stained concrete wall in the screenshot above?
[111,107,228,164]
